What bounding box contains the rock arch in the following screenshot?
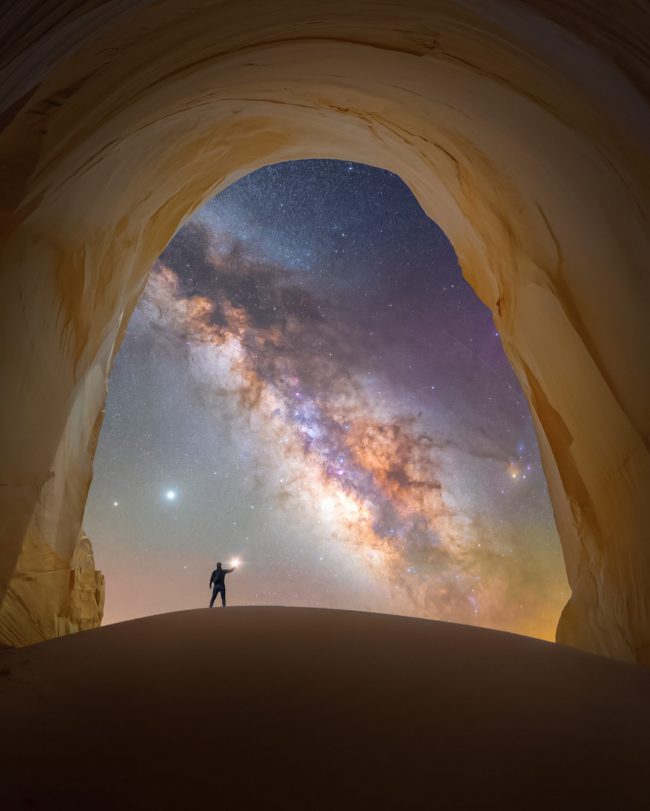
[0,1,648,661]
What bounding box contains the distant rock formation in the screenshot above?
[66,531,105,632]
[0,530,103,647]
[0,1,647,660]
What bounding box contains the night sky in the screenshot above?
[84,160,568,639]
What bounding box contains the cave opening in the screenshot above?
[1,1,646,663]
[83,159,568,638]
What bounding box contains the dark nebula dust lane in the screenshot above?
[85,160,568,638]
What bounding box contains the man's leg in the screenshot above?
[221,587,226,608]
[210,587,217,607]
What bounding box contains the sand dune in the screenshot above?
[1,607,649,808]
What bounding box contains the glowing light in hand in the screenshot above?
[166,489,177,501]
[230,557,241,567]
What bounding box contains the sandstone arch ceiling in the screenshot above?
[0,1,648,661]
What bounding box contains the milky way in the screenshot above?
[85,161,568,639]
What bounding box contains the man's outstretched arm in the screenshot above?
[224,567,235,574]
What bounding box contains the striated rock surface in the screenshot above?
[0,1,648,659]
[66,530,105,631]
[0,528,104,647]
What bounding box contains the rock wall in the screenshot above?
[0,1,648,660]
[0,528,104,647]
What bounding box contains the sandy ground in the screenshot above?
[1,607,649,809]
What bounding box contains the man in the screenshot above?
[209,561,236,607]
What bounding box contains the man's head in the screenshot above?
[216,562,222,569]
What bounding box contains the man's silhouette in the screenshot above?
[209,562,236,607]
